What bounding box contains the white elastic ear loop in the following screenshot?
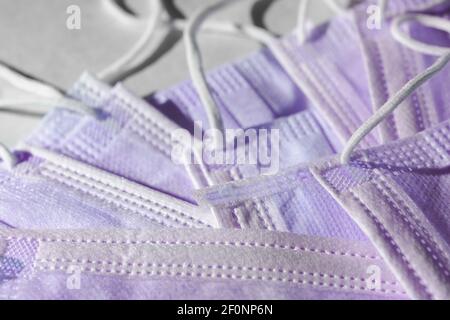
[341,14,450,164]
[0,64,96,170]
[174,19,275,43]
[0,64,61,99]
[184,0,238,148]
[97,0,163,83]
[0,97,96,117]
[0,143,17,170]
[0,63,96,117]
[103,0,139,24]
[340,53,450,164]
[184,0,278,149]
[391,14,450,56]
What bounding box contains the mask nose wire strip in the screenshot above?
[184,0,278,149]
[97,0,163,83]
[340,14,450,164]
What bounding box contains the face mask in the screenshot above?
[0,228,407,299]
[353,3,450,143]
[197,156,367,240]
[268,0,450,151]
[0,73,216,229]
[311,117,450,300]
[143,4,339,188]
[269,10,378,151]
[175,109,334,188]
[25,73,197,204]
[148,46,309,131]
[200,8,450,298]
[0,144,215,229]
[198,118,450,300]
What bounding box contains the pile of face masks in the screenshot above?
[1,0,450,300]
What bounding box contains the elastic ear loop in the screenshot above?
[0,0,164,170]
[97,0,163,83]
[340,13,450,164]
[184,0,279,149]
[391,14,450,56]
[0,64,96,170]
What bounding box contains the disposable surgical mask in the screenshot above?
[25,73,198,203]
[0,228,406,299]
[0,73,216,229]
[269,0,450,150]
[149,0,337,188]
[199,10,450,299]
[198,118,450,300]
[353,2,450,142]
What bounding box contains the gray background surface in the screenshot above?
[0,0,345,147]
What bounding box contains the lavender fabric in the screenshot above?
[0,0,449,300]
[353,3,450,142]
[0,228,407,300]
[27,74,196,204]
[312,119,450,300]
[199,119,450,299]
[271,0,450,149]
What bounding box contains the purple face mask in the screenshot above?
[0,228,407,300]
[148,47,336,187]
[199,118,450,300]
[0,73,216,229]
[353,3,450,142]
[270,10,377,151]
[269,0,450,150]
[0,34,336,227]
[26,73,196,204]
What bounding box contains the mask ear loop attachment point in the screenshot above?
[340,13,450,165]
